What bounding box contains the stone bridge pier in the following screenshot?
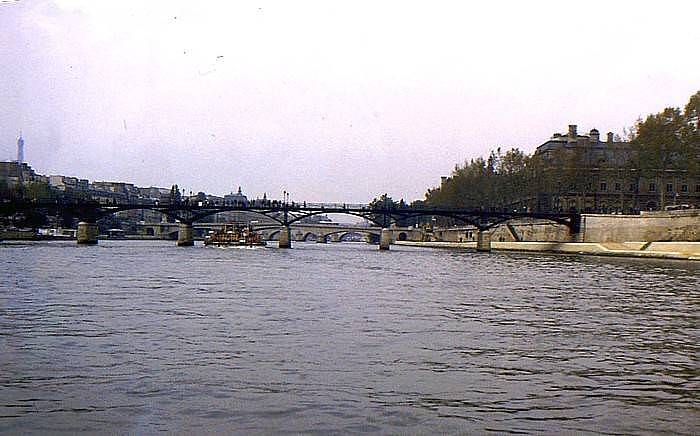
[476,229,491,252]
[77,221,99,245]
[569,215,584,242]
[379,228,392,250]
[177,223,194,246]
[278,226,292,248]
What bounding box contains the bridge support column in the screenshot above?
[316,234,327,243]
[177,223,194,246]
[476,229,491,252]
[570,230,584,243]
[379,228,392,251]
[77,221,99,245]
[569,215,584,242]
[278,226,292,248]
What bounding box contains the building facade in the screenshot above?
[0,162,45,190]
[532,125,699,213]
[48,175,90,192]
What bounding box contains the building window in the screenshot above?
[600,182,607,192]
[666,183,673,193]
[696,184,700,193]
[614,182,621,191]
[681,184,688,192]
[649,183,656,192]
[629,183,637,192]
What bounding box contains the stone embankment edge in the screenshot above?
[394,241,700,261]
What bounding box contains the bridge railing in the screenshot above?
[303,203,370,209]
[3,198,580,219]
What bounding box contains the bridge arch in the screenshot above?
[99,205,286,226]
[400,210,580,232]
[266,229,281,241]
[285,210,385,227]
[302,231,322,242]
[320,228,381,242]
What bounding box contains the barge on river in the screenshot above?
[204,224,266,247]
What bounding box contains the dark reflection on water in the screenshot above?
[1,240,698,434]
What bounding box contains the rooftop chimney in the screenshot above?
[589,128,600,142]
[568,124,577,140]
[607,132,614,143]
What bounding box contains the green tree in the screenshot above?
[367,193,399,226]
[425,147,536,211]
[681,91,700,176]
[630,106,688,208]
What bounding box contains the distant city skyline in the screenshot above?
[1,1,699,202]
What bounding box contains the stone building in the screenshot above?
[531,124,699,213]
[223,186,248,206]
[48,175,90,192]
[0,161,41,189]
[217,187,278,225]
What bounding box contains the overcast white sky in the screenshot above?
[1,0,698,202]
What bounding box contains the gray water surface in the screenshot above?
[1,240,698,434]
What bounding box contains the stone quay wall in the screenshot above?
[433,209,700,243]
[578,210,699,242]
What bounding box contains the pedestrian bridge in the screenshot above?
[1,199,581,251]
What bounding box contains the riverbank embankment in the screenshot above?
[430,209,699,244]
[395,240,700,261]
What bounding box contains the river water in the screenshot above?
[1,240,698,434]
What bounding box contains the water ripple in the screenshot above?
[1,240,698,434]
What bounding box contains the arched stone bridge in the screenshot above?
[136,222,422,244]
